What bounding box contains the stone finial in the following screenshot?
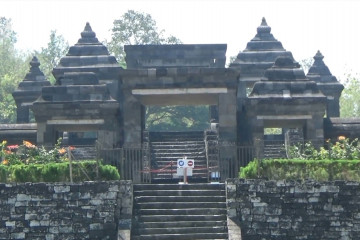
[30,56,40,68]
[314,50,324,61]
[81,22,96,39]
[257,17,271,34]
[23,56,46,82]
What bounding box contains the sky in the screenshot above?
[0,0,359,80]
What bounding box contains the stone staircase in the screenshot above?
[149,131,208,182]
[131,183,228,240]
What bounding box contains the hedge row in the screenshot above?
[240,159,360,181]
[0,161,120,183]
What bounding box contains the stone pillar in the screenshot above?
[305,114,324,148]
[218,89,237,142]
[123,90,142,147]
[16,106,29,123]
[327,96,341,118]
[251,118,265,160]
[37,123,56,147]
[209,105,219,122]
[218,89,237,179]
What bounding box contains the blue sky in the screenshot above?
[1,0,359,79]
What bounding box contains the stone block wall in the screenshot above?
[0,181,132,240]
[227,179,360,240]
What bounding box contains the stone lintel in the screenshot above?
[132,88,228,95]
[257,115,312,120]
[47,119,104,125]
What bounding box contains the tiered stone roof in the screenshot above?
[249,56,325,101]
[306,50,344,117]
[12,56,51,123]
[230,18,294,86]
[52,22,121,82]
[13,56,50,98]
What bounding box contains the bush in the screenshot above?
[289,137,360,160]
[0,161,120,183]
[240,159,360,181]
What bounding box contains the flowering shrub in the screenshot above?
[288,137,360,160]
[240,137,360,181]
[1,139,72,166]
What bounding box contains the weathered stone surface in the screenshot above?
[0,181,132,240]
[227,179,360,240]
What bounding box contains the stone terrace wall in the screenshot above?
[227,179,360,240]
[0,181,132,240]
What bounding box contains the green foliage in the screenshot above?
[0,165,7,182]
[36,30,69,84]
[107,10,181,67]
[239,159,259,179]
[0,139,68,166]
[0,17,30,123]
[146,105,210,131]
[340,72,360,117]
[299,57,314,74]
[288,137,360,160]
[240,159,360,181]
[241,137,360,181]
[1,161,120,183]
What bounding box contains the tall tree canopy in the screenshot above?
[108,10,209,131]
[107,10,181,67]
[340,72,360,117]
[36,30,69,84]
[0,17,29,123]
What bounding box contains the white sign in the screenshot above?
[177,159,195,168]
[177,167,193,176]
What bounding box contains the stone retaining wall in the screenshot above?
[226,179,360,240]
[0,181,132,240]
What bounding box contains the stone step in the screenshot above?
[152,156,206,160]
[135,202,226,209]
[151,142,205,147]
[132,233,228,240]
[136,208,227,216]
[134,190,225,196]
[152,152,205,157]
[135,196,226,203]
[134,183,225,191]
[131,183,227,240]
[137,214,226,222]
[134,220,227,229]
[134,226,227,235]
[152,147,204,152]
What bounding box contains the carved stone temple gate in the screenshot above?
[119,45,240,182]
[10,20,351,184]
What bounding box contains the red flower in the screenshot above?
[7,145,19,151]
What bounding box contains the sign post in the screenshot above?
[177,158,194,184]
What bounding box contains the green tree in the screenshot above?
[146,106,210,131]
[340,72,360,117]
[107,10,181,67]
[0,17,29,123]
[36,30,69,84]
[299,57,314,74]
[108,10,210,131]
